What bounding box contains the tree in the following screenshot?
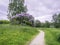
[11,13,34,26]
[44,21,50,28]
[52,13,60,28]
[8,0,27,19]
[8,0,35,26]
[35,20,41,27]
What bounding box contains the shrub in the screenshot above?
[57,34,60,42]
[0,20,10,24]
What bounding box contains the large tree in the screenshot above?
[52,13,60,28]
[8,0,27,19]
[8,0,35,26]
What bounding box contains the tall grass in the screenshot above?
[0,24,39,45]
[43,28,60,45]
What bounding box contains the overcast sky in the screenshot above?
[0,0,60,22]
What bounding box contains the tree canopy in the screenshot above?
[8,0,27,18]
[52,13,60,28]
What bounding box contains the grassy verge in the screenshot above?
[0,24,39,45]
[42,28,60,45]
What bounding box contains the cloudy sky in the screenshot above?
[0,0,60,22]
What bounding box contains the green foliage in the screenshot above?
[10,13,34,26]
[35,20,41,27]
[52,13,60,28]
[57,34,60,42]
[44,21,50,28]
[8,0,27,17]
[40,21,50,28]
[43,28,60,45]
[0,20,10,24]
[0,24,38,45]
[23,21,32,26]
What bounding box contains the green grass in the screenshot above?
[1,24,60,45]
[0,24,39,45]
[42,28,60,45]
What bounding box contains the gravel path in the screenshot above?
[29,30,45,45]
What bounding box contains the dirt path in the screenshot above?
[29,30,45,45]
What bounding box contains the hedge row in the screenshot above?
[0,20,10,24]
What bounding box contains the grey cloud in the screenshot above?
[0,5,8,12]
[40,0,60,9]
[25,0,60,22]
[0,0,9,20]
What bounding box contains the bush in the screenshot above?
[57,34,60,42]
[0,20,10,24]
[25,21,32,26]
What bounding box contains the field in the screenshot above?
[0,24,39,45]
[0,24,60,45]
[42,28,60,45]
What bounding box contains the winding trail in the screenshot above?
[29,30,45,45]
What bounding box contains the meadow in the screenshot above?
[42,28,60,45]
[0,24,39,45]
[0,24,60,45]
